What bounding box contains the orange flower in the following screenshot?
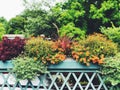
[98,59,104,64]
[73,54,79,60]
[91,55,99,63]
[55,53,66,60]
[72,51,79,56]
[46,56,51,61]
[51,60,55,64]
[83,58,87,63]
[58,48,64,52]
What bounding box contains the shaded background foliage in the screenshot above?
[0,0,119,39]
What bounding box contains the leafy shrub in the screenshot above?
[59,23,86,40]
[25,36,70,64]
[81,33,118,57]
[25,35,114,66]
[48,35,105,65]
[47,36,71,64]
[24,36,53,64]
[12,56,48,80]
[71,41,104,66]
[101,25,120,47]
[0,37,25,61]
[0,23,6,40]
[101,53,120,86]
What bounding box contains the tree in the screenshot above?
[56,0,120,33]
[8,16,25,34]
[22,0,60,38]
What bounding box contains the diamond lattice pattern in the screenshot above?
[0,71,108,90]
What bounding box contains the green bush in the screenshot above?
[81,33,118,57]
[24,36,53,64]
[0,23,6,40]
[101,53,120,86]
[59,23,86,40]
[101,25,120,47]
[12,56,48,80]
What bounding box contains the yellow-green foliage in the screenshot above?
[81,33,118,57]
[0,23,6,40]
[101,53,120,86]
[25,37,53,62]
[101,26,120,47]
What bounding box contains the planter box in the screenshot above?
[0,58,100,70]
[48,58,100,70]
[0,59,108,90]
[0,60,13,69]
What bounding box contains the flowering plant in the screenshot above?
[24,33,118,66]
[12,33,118,80]
[43,36,71,64]
[71,41,104,66]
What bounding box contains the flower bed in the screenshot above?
[0,33,119,89]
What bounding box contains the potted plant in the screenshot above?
[12,56,48,81]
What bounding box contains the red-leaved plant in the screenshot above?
[54,36,72,56]
[0,37,25,61]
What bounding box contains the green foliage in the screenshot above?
[22,0,60,38]
[22,9,57,38]
[88,0,120,32]
[8,16,25,34]
[60,0,120,33]
[109,85,120,90]
[90,1,114,23]
[0,23,6,40]
[0,17,8,32]
[21,0,120,37]
[101,25,120,47]
[57,1,87,37]
[24,36,53,64]
[81,33,118,57]
[13,56,48,80]
[59,22,86,40]
[58,1,85,25]
[101,53,120,86]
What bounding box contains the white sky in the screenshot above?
[0,0,65,21]
[0,0,24,20]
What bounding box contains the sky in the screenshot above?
[0,0,65,21]
[0,0,24,20]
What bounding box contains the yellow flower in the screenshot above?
[86,51,90,56]
[34,57,37,61]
